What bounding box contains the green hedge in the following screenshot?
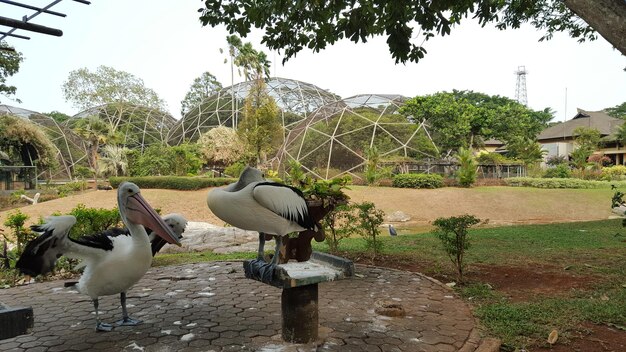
[109,176,237,190]
[505,177,626,189]
[392,173,443,189]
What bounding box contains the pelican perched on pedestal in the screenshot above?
[207,166,315,264]
[16,182,181,331]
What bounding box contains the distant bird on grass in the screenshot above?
[16,182,181,331]
[388,224,397,236]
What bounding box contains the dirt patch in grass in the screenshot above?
[469,264,599,302]
[532,322,626,352]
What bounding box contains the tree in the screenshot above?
[456,147,477,187]
[238,79,282,166]
[0,41,23,103]
[72,115,111,186]
[197,126,244,167]
[399,90,551,155]
[570,127,601,173]
[180,72,222,116]
[62,65,166,111]
[605,102,626,119]
[198,1,625,64]
[506,137,547,166]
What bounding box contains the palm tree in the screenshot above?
[234,43,271,81]
[72,115,110,187]
[224,35,242,128]
[99,145,128,177]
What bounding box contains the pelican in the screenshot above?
[16,182,181,331]
[149,213,187,255]
[207,166,315,264]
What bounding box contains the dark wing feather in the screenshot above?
[69,228,129,251]
[16,227,61,276]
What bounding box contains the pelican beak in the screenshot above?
[126,193,182,246]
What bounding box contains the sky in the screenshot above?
[1,0,625,122]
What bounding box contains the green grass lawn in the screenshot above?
[153,219,626,348]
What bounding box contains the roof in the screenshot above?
[537,109,624,141]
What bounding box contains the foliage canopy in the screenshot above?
[62,65,166,111]
[198,1,624,64]
[180,71,223,117]
[0,41,23,102]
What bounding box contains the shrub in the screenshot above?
[601,165,626,181]
[129,144,202,177]
[224,162,247,178]
[68,204,122,239]
[110,176,236,190]
[322,204,356,253]
[546,155,568,166]
[352,202,385,259]
[3,210,35,254]
[543,164,572,178]
[505,177,626,189]
[432,214,481,283]
[56,180,88,197]
[392,173,443,189]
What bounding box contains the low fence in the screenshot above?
[0,166,37,190]
[381,162,526,179]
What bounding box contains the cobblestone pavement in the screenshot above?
[1,262,478,351]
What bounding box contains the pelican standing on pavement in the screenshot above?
[207,166,315,264]
[16,182,181,331]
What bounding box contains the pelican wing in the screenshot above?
[252,182,315,230]
[16,215,77,276]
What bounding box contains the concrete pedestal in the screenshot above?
[281,284,318,343]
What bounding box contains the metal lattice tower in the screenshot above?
[515,66,528,106]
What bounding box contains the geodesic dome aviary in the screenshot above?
[167,77,340,145]
[278,94,440,180]
[68,103,176,150]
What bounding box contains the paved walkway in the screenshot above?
[1,262,479,351]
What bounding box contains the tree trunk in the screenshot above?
[564,0,626,56]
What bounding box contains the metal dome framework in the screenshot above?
[167,77,340,145]
[0,104,88,179]
[69,102,176,151]
[278,94,440,180]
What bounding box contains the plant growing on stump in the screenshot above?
[353,202,385,259]
[432,214,480,283]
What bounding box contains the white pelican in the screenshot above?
[207,166,315,264]
[149,213,187,255]
[16,182,181,331]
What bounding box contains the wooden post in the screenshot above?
[281,284,318,343]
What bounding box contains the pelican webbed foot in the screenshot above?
[116,317,142,326]
[116,291,142,326]
[93,298,114,332]
[96,322,113,332]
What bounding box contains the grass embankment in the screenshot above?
[154,219,626,349]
